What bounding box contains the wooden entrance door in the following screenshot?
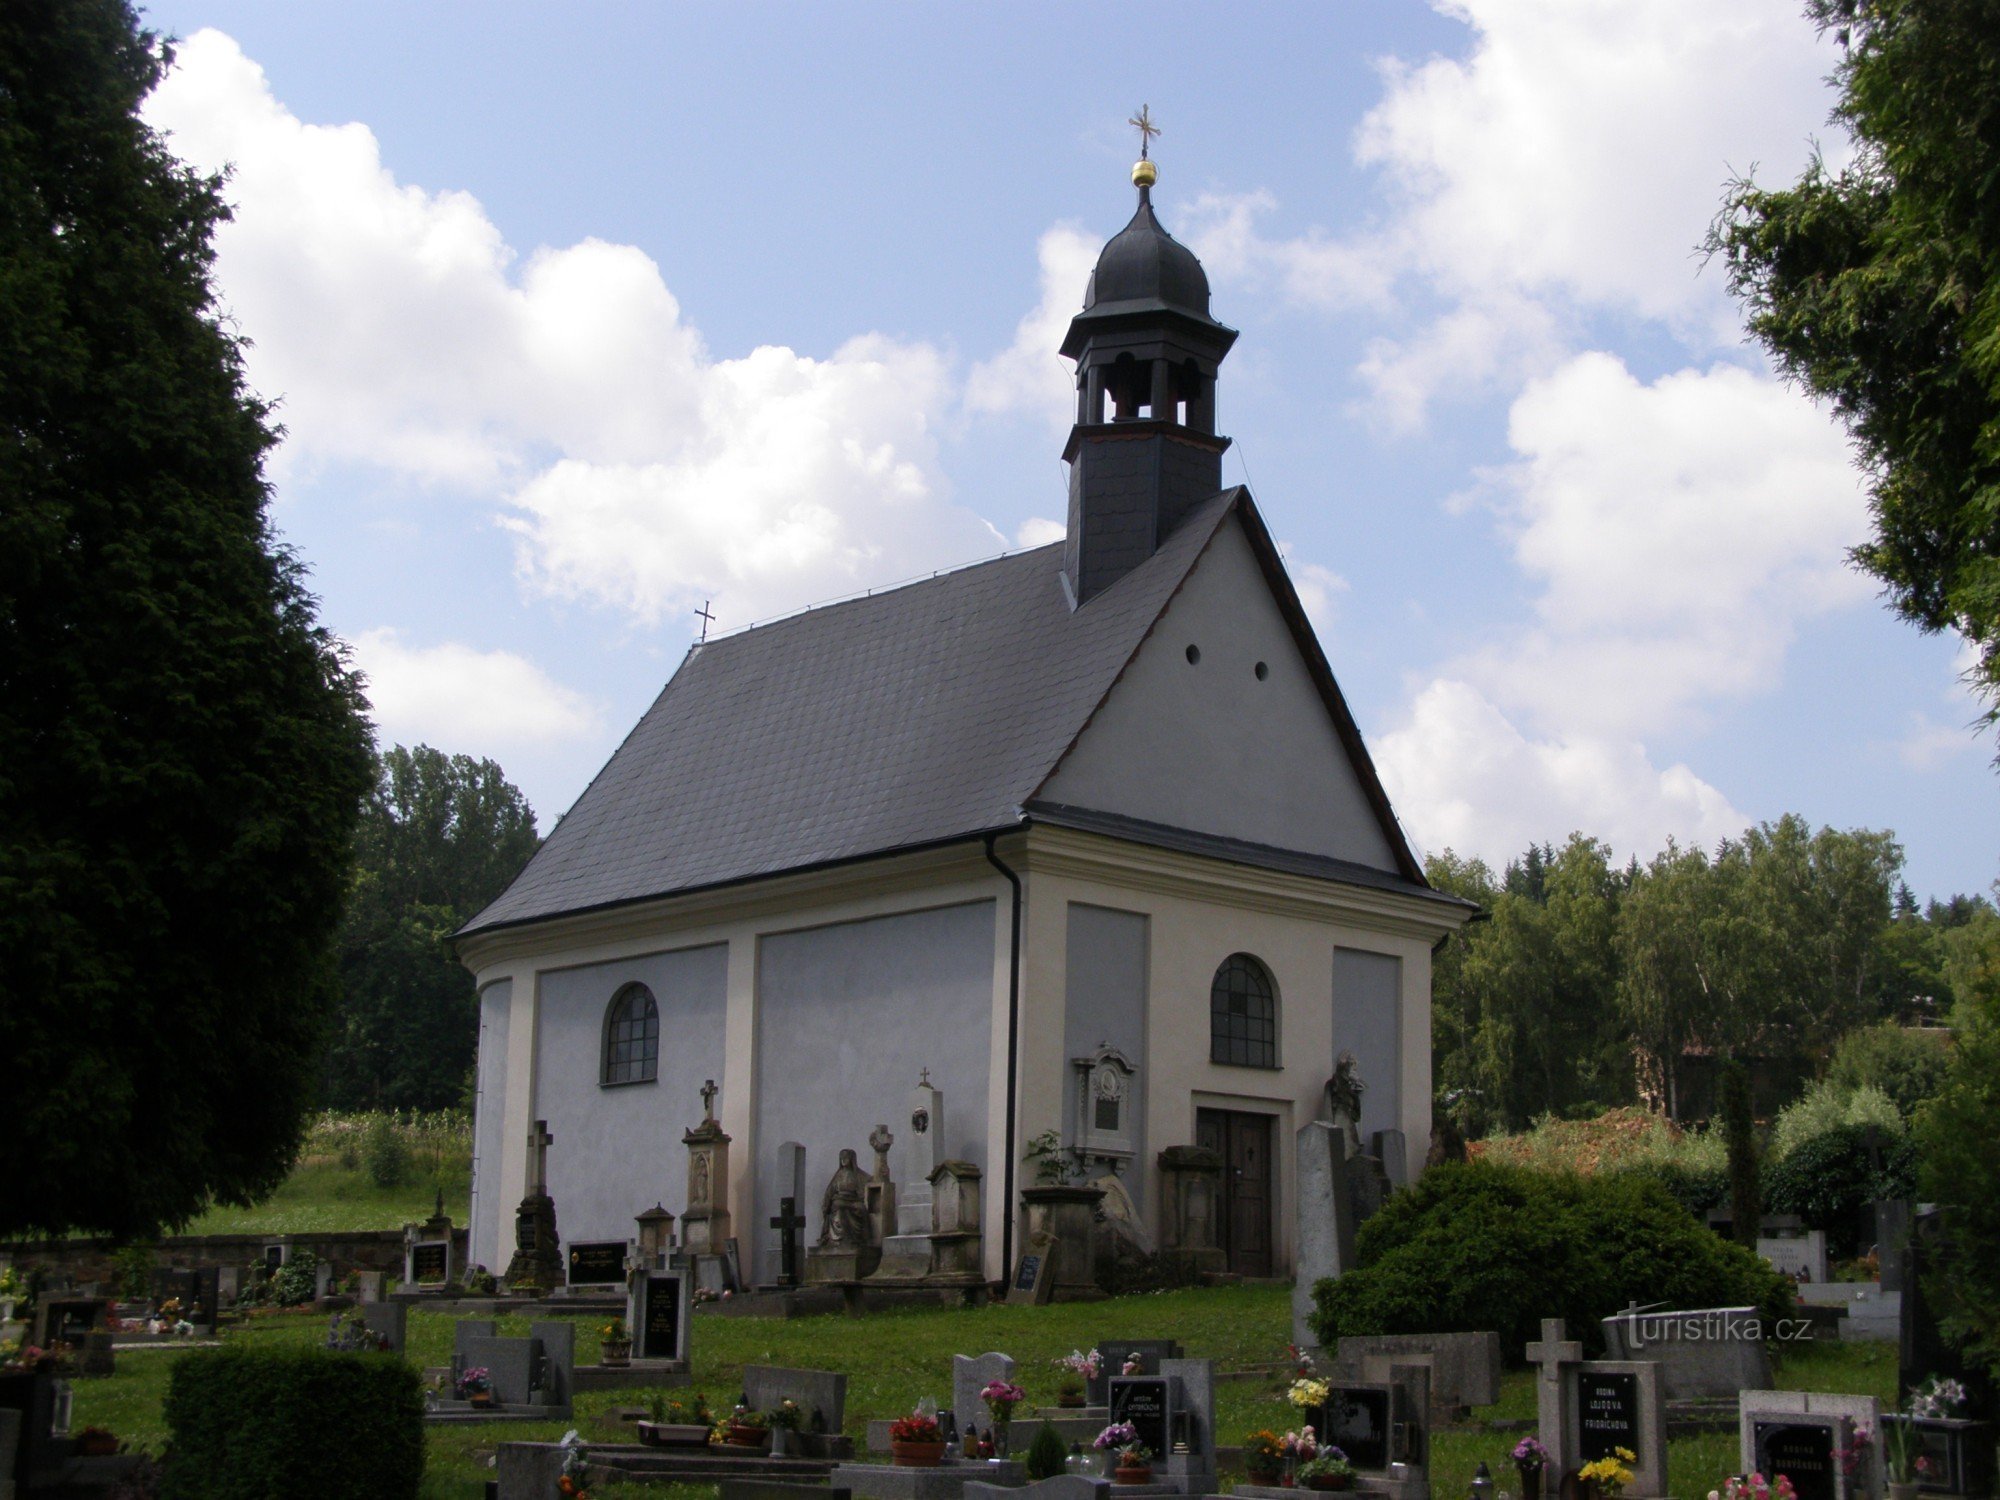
[1195,1108,1273,1276]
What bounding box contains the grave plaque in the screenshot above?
[1110,1377,1171,1460]
[1013,1252,1042,1293]
[1321,1386,1393,1470]
[640,1273,682,1362]
[411,1242,449,1284]
[1579,1370,1640,1462]
[1754,1422,1837,1500]
[566,1242,626,1286]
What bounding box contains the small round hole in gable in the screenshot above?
[1255,661,1269,680]
[1185,644,1201,665]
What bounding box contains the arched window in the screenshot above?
[1210,954,1277,1068]
[602,983,659,1086]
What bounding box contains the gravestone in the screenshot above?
[952,1352,1016,1436]
[1739,1391,1883,1500]
[1086,1340,1182,1406]
[506,1119,563,1293]
[453,1319,497,1364]
[215,1265,241,1307]
[1318,1383,1397,1471]
[770,1142,807,1286]
[459,1335,538,1408]
[567,1242,627,1287]
[1874,1201,1911,1293]
[1158,1356,1216,1491]
[1371,1129,1409,1188]
[632,1265,692,1366]
[354,1270,384,1304]
[1759,1231,1830,1284]
[872,1071,945,1281]
[529,1320,575,1409]
[1528,1319,1667,1499]
[1155,1145,1225,1278]
[966,1478,1107,1500]
[745,1364,848,1433]
[1331,1331,1502,1412]
[405,1224,452,1288]
[769,1198,808,1289]
[681,1081,734,1258]
[1006,1234,1058,1306]
[1601,1305,1772,1398]
[1108,1376,1170,1460]
[314,1262,335,1301]
[866,1123,898,1248]
[1294,1116,1357,1350]
[360,1300,406,1353]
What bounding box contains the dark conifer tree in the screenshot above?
[0,0,373,1237]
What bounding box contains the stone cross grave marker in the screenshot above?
[1528,1320,1667,1499]
[770,1197,807,1288]
[526,1120,553,1195]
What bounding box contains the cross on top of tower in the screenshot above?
[700,1077,719,1121]
[1129,104,1160,160]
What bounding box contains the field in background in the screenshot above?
[183,1110,472,1234]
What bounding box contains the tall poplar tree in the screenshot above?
[0,0,373,1238]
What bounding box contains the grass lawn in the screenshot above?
[178,1161,472,1236]
[65,1287,1898,1500]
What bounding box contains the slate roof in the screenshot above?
[460,490,1434,938]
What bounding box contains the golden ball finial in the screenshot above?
[1132,158,1158,189]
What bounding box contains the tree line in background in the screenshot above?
[1428,814,1998,1136]
[318,745,541,1113]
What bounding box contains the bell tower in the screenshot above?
[1061,120,1238,605]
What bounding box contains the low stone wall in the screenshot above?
[0,1228,417,1288]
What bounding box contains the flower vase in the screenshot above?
[1114,1463,1153,1486]
[1059,1390,1086,1409]
[890,1439,947,1468]
[601,1340,631,1368]
[771,1428,795,1458]
[1518,1465,1543,1500]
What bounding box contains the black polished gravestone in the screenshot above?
[1579,1370,1640,1463]
[1089,1339,1184,1405]
[410,1242,450,1284]
[1753,1421,1838,1500]
[1320,1386,1393,1470]
[566,1242,627,1287]
[1109,1377,1172,1461]
[639,1273,683,1362]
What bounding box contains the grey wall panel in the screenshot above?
[1063,904,1150,1213]
[1333,947,1402,1139]
[1040,515,1401,870]
[470,980,511,1271]
[753,902,995,1283]
[533,945,728,1258]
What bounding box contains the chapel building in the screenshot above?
[456,152,1477,1287]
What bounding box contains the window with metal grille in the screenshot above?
[602,983,659,1086]
[1210,954,1277,1067]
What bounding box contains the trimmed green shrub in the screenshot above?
[269,1254,318,1307]
[1025,1421,1069,1480]
[1613,1158,1727,1218]
[162,1346,423,1500]
[1309,1161,1793,1357]
[1763,1123,1920,1255]
[1828,1024,1953,1117]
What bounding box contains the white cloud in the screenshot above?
[1375,678,1745,867]
[1182,191,1396,315]
[1457,353,1870,737]
[1897,640,1989,769]
[964,225,1099,429]
[351,629,603,751]
[1015,517,1066,549]
[144,30,995,631]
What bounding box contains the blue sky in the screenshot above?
[137,1,1999,901]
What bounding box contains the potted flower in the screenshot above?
[1244,1429,1286,1485]
[559,1429,591,1500]
[457,1366,494,1408]
[728,1402,770,1449]
[767,1398,805,1458]
[1723,1474,1798,1500]
[1884,1418,1921,1500]
[983,1379,1027,1455]
[1054,1349,1101,1407]
[1578,1447,1635,1500]
[600,1317,631,1367]
[1095,1422,1151,1484]
[640,1393,714,1448]
[890,1411,947,1468]
[1513,1435,1552,1500]
[1296,1449,1356,1492]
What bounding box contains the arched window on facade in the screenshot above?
[1209,953,1277,1068]
[602,983,659,1086]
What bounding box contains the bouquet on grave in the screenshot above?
[891,1412,944,1444]
[1721,1474,1798,1500]
[456,1365,492,1399]
[1911,1377,1968,1420]
[558,1429,591,1499]
[1513,1436,1552,1472]
[767,1398,805,1431]
[1288,1376,1330,1412]
[1296,1448,1355,1485]
[1244,1429,1287,1469]
[1280,1428,1320,1462]
[1836,1426,1873,1477]
[982,1380,1027,1424]
[1579,1447,1635,1498]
